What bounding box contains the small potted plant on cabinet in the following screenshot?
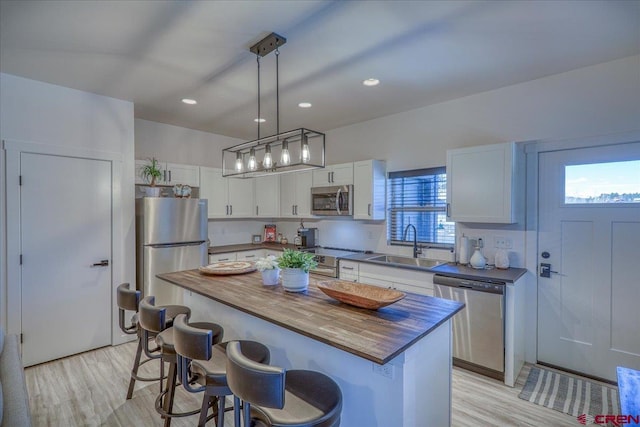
[255,255,280,286]
[277,249,318,292]
[140,157,163,197]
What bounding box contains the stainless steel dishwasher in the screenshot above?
[433,274,505,380]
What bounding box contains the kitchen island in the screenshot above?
[158,270,464,427]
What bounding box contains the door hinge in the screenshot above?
[19,175,22,186]
[20,254,23,265]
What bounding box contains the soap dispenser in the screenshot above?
[469,246,486,269]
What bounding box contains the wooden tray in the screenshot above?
[316,280,406,310]
[199,261,256,275]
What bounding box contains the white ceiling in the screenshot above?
[1,0,638,140]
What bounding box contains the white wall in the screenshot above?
[135,119,241,167]
[0,73,135,345]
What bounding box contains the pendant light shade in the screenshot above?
[222,32,325,178]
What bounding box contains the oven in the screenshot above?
[311,185,353,216]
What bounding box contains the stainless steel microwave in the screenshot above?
[311,185,353,216]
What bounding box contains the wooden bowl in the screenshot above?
[316,280,406,310]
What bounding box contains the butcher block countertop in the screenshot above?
[157,270,464,365]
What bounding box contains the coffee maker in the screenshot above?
[296,228,317,248]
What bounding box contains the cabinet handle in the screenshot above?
[229,205,233,215]
[256,206,259,216]
[163,170,167,182]
[342,266,354,270]
[226,205,229,215]
[244,255,255,258]
[446,203,450,218]
[218,258,229,261]
[292,205,295,215]
[368,203,371,216]
[168,170,172,182]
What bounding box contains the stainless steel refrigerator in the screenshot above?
[136,197,208,306]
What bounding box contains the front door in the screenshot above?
[20,153,112,366]
[537,142,640,381]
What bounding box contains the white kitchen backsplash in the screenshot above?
[456,223,525,268]
[207,219,272,246]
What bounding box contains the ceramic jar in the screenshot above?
[469,247,486,269]
[261,268,280,286]
[495,249,510,269]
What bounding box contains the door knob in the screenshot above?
[90,259,109,267]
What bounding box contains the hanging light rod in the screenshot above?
[222,31,326,178]
[250,32,286,57]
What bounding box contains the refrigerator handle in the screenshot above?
[148,241,205,248]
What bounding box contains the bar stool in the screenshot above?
[116,283,191,399]
[226,341,342,427]
[138,296,224,427]
[172,314,271,427]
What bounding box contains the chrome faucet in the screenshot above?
[403,224,421,258]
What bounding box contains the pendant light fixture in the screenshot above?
[222,32,325,178]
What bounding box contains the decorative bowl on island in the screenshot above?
[316,280,406,310]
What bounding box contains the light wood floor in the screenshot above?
[25,342,576,426]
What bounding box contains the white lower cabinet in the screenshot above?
[359,263,434,296]
[236,249,265,261]
[338,261,359,282]
[209,252,237,263]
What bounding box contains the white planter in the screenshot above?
[145,186,161,197]
[261,268,280,286]
[281,268,309,292]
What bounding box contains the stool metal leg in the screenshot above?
[163,361,178,427]
[234,396,241,427]
[217,395,226,427]
[198,395,211,427]
[127,338,143,399]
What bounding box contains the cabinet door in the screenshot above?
[200,167,228,218]
[255,175,280,217]
[312,168,332,186]
[338,261,359,282]
[209,252,236,263]
[294,171,313,217]
[228,178,255,217]
[330,163,354,185]
[354,160,386,220]
[166,163,200,187]
[280,173,297,218]
[446,142,514,223]
[237,249,265,261]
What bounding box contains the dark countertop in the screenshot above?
[208,242,300,254]
[158,270,464,365]
[429,263,527,283]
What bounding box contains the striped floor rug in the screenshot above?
[518,367,620,417]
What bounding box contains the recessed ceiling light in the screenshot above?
[298,102,312,108]
[181,98,197,105]
[362,78,380,87]
[254,118,266,123]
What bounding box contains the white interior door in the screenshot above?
[537,142,640,381]
[21,153,112,366]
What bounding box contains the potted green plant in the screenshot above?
[277,249,318,292]
[140,157,163,196]
[255,255,280,286]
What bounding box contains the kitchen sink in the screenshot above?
[366,255,443,269]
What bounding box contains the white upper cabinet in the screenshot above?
[280,170,313,217]
[312,163,353,186]
[353,160,386,220]
[135,159,199,187]
[199,167,254,218]
[165,162,200,187]
[255,174,280,217]
[446,142,523,223]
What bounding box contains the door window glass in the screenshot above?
[564,160,640,204]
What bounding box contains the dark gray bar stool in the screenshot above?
[172,314,271,427]
[116,283,191,399]
[138,296,223,427]
[226,341,342,427]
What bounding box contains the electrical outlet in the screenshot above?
[495,236,513,249]
[372,362,395,379]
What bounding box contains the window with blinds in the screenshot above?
[387,167,455,247]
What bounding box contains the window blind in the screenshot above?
[387,167,455,246]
